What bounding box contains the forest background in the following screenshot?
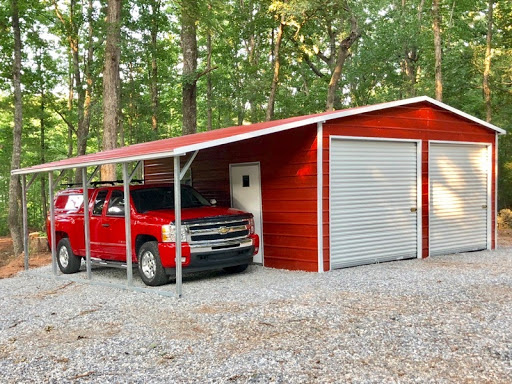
[0,0,511,256]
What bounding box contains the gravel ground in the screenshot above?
[1,249,512,384]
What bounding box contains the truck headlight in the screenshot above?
[248,218,255,235]
[161,224,188,243]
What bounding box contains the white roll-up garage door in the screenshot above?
[330,138,419,269]
[429,143,490,256]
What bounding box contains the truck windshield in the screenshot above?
[130,186,210,213]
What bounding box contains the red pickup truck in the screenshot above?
[47,184,259,286]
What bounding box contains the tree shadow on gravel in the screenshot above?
[66,263,258,287]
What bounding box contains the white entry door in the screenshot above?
[230,163,264,264]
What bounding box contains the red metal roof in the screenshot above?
[12,96,505,175]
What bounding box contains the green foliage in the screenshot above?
[0,0,512,236]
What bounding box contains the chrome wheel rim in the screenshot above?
[141,251,156,279]
[59,246,69,268]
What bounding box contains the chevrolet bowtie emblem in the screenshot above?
[218,226,230,235]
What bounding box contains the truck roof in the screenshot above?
[57,183,178,195]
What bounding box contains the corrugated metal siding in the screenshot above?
[429,143,489,256]
[144,158,174,184]
[330,139,418,268]
[144,155,195,186]
[145,126,320,272]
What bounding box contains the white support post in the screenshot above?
[122,163,133,286]
[82,168,92,280]
[52,169,68,190]
[317,122,324,273]
[128,161,142,181]
[21,175,29,271]
[26,174,38,190]
[48,172,57,276]
[87,166,100,185]
[174,156,183,298]
[495,134,499,249]
[180,150,198,180]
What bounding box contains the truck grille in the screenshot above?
[187,217,250,245]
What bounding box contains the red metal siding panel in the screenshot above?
[144,158,174,184]
[322,140,330,272]
[322,103,496,270]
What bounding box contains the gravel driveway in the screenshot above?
[1,248,511,383]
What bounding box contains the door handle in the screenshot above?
[410,207,417,212]
[482,205,487,209]
[102,223,110,228]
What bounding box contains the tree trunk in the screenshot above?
[401,0,425,98]
[101,0,121,181]
[54,0,84,149]
[266,17,285,121]
[66,54,74,184]
[326,13,360,111]
[181,0,198,135]
[433,0,443,101]
[483,0,493,123]
[9,0,23,256]
[70,0,85,147]
[128,61,135,145]
[54,0,93,182]
[150,0,160,133]
[75,0,95,183]
[38,52,48,222]
[79,0,94,154]
[206,30,213,131]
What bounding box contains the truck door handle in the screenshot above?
[102,223,110,228]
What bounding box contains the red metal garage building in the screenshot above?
[13,96,505,283]
[142,96,504,272]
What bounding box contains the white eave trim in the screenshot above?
[11,95,506,176]
[11,150,177,175]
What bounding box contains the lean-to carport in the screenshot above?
[11,106,342,296]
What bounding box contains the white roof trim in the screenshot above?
[11,150,177,175]
[11,95,505,175]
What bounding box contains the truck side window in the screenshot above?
[93,190,108,216]
[55,194,83,211]
[107,190,125,216]
[65,195,84,211]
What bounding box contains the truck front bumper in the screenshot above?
[164,245,255,274]
[158,234,259,271]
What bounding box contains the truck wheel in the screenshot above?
[138,241,168,286]
[57,238,81,274]
[223,264,249,274]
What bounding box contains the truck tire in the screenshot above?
[138,241,168,286]
[223,264,249,274]
[56,238,82,274]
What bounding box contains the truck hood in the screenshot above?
[139,206,250,223]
